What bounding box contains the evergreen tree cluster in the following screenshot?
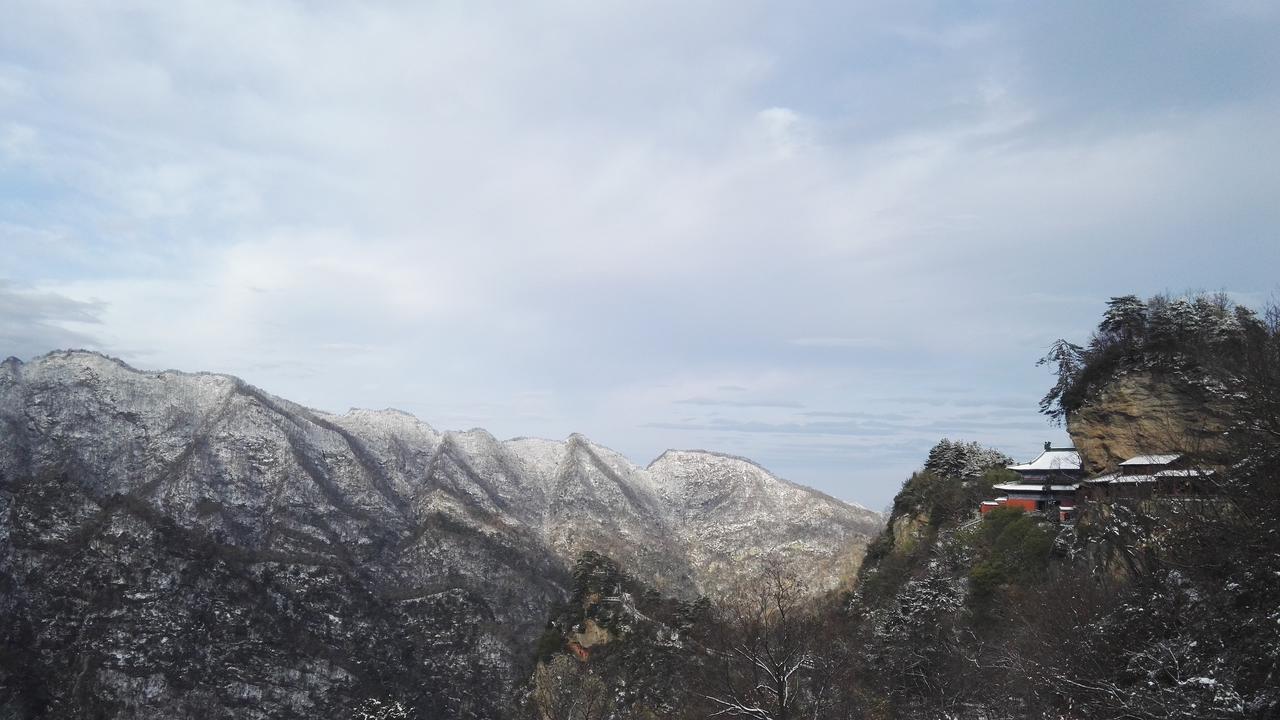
[1039,292,1271,421]
[923,439,1013,479]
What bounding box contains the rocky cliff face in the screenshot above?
[0,351,880,718]
[1065,370,1230,473]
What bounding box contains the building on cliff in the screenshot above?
[979,442,1085,522]
[979,448,1215,520]
[1079,454,1213,501]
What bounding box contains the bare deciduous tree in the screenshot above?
[700,562,844,720]
[530,654,610,720]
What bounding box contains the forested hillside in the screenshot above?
[848,294,1280,719]
[0,352,878,719]
[523,294,1280,720]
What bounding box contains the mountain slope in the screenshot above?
[0,350,880,718]
[648,449,873,595]
[0,352,562,718]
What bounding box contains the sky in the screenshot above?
[2,1,1279,509]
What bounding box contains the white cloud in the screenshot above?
[1,1,1277,507]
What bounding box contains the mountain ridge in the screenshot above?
[0,349,881,718]
[12,349,870,512]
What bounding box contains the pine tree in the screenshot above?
[1037,339,1084,422]
[1098,294,1147,346]
[923,439,1011,479]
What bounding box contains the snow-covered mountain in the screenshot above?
[0,350,880,718]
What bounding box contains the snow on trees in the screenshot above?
[924,439,1013,480]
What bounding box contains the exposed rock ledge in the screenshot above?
[1067,370,1229,473]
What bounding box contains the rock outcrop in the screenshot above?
[0,350,881,718]
[1065,370,1230,473]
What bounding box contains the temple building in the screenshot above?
[1080,454,1213,501]
[979,446,1214,520]
[980,442,1085,521]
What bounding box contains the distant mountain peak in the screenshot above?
[0,350,884,716]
